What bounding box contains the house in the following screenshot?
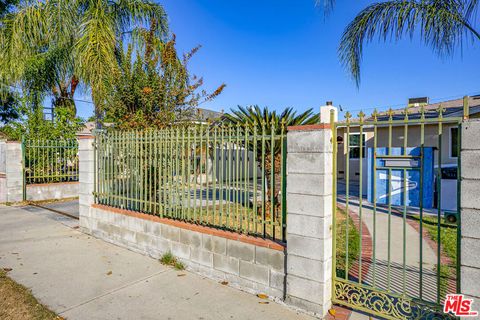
[335,95,480,210]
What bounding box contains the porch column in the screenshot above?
[285,124,333,317]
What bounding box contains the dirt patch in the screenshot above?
[0,270,61,320]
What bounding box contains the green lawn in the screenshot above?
[171,203,283,239]
[335,208,361,279]
[410,214,458,296]
[410,214,458,266]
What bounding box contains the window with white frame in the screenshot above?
[349,133,366,159]
[450,127,458,158]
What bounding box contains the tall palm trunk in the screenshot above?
[52,76,79,116]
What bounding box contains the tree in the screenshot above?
[105,23,226,129]
[319,0,479,85]
[0,102,83,141]
[223,106,318,216]
[0,89,20,123]
[0,0,168,116]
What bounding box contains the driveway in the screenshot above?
[32,199,80,219]
[0,205,313,320]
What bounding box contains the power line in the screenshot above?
[339,90,480,115]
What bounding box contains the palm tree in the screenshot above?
[319,0,479,85]
[223,106,318,216]
[0,0,168,116]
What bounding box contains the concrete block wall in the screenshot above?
[461,119,480,301]
[26,182,79,201]
[0,139,6,173]
[81,205,286,299]
[5,141,23,203]
[285,124,333,317]
[78,126,336,316]
[0,139,81,203]
[0,140,5,203]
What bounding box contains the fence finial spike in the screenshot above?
[270,119,276,130]
[372,109,379,121]
[438,104,445,117]
[358,111,365,123]
[345,111,352,123]
[403,106,409,120]
[387,108,394,120]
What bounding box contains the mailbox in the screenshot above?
[384,158,420,168]
[367,147,435,208]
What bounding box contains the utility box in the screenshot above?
[367,147,435,208]
[436,165,458,212]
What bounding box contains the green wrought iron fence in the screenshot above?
[94,123,287,242]
[23,138,79,185]
[331,106,461,320]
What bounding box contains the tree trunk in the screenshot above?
[260,152,283,220]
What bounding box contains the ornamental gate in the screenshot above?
[331,107,461,319]
[22,138,79,218]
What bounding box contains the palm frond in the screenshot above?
[75,0,117,108]
[465,0,479,19]
[315,0,336,15]
[223,105,318,134]
[114,0,168,39]
[338,0,480,86]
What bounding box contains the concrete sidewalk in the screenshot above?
[0,205,313,320]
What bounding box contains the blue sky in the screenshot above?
[77,0,480,119]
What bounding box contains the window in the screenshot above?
[450,127,458,158]
[349,133,366,159]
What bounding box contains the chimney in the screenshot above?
[408,97,429,108]
[319,101,338,124]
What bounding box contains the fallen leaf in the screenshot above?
[73,226,79,229]
[328,309,336,316]
[257,293,268,299]
[258,301,269,305]
[3,268,12,272]
[177,273,186,277]
[106,271,112,275]
[220,281,228,285]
